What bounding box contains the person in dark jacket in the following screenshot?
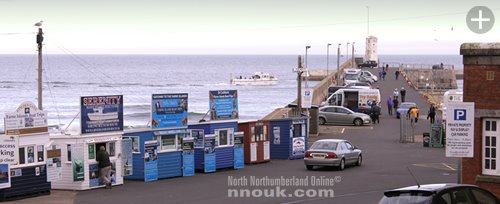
[400,87,406,102]
[371,104,381,124]
[96,146,112,189]
[427,104,436,124]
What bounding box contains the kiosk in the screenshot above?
[269,117,308,159]
[0,102,51,201]
[189,120,238,171]
[238,120,270,164]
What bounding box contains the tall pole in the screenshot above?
[296,55,303,115]
[352,42,355,67]
[326,43,331,76]
[367,6,370,36]
[337,43,341,82]
[36,27,44,110]
[346,42,350,66]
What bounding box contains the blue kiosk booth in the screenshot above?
[269,117,308,159]
[189,120,239,172]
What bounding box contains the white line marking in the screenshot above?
[442,163,456,171]
[341,128,345,134]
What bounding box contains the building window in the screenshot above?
[483,118,500,176]
[90,142,117,160]
[292,123,305,137]
[19,147,26,164]
[190,130,204,148]
[155,134,181,151]
[123,136,140,153]
[37,145,44,162]
[215,128,233,146]
[18,145,43,165]
[67,144,72,162]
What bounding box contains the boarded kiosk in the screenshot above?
[49,95,125,190]
[189,120,238,171]
[0,102,51,201]
[238,120,270,164]
[269,117,308,159]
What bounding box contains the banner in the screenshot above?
[292,137,306,156]
[233,132,244,169]
[182,137,195,177]
[446,102,475,158]
[301,88,313,109]
[122,139,133,176]
[204,136,216,173]
[152,93,188,128]
[273,127,280,145]
[4,101,48,135]
[71,143,85,182]
[144,140,159,182]
[81,95,123,134]
[0,136,18,165]
[209,90,238,120]
[46,148,62,182]
[0,164,10,189]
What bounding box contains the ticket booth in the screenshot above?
[189,120,238,170]
[0,102,51,201]
[123,128,190,181]
[238,120,270,164]
[269,117,308,159]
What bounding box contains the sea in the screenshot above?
[0,54,463,132]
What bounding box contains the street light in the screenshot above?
[327,43,331,76]
[346,42,350,63]
[305,46,311,69]
[337,43,341,82]
[352,42,355,66]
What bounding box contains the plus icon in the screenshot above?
[467,6,495,34]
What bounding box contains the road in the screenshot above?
[9,68,458,204]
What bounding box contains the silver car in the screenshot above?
[304,139,362,170]
[318,105,371,126]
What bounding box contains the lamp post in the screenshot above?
[337,43,341,82]
[346,42,350,64]
[305,46,311,69]
[352,42,355,67]
[326,43,331,76]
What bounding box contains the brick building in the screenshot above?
[460,43,500,196]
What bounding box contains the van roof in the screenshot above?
[344,68,361,73]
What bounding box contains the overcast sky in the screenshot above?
[0,0,498,55]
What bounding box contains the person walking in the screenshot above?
[382,69,387,80]
[427,104,436,124]
[96,146,112,189]
[393,88,399,101]
[395,69,400,80]
[371,103,381,124]
[400,87,406,103]
[408,107,420,125]
[379,69,383,80]
[386,96,394,115]
[393,97,399,115]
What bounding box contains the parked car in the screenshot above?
[358,60,378,68]
[361,70,378,82]
[304,139,362,170]
[379,183,499,204]
[318,105,371,126]
[396,102,417,119]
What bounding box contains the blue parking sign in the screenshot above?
[454,109,466,120]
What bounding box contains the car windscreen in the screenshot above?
[344,74,358,80]
[400,103,417,109]
[310,141,337,150]
[379,191,433,204]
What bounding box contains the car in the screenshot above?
[396,102,417,119]
[304,139,362,170]
[361,70,378,82]
[378,183,500,204]
[357,60,378,68]
[343,68,362,85]
[318,105,371,126]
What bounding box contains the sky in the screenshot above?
[0,0,499,55]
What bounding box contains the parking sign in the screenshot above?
[446,102,475,158]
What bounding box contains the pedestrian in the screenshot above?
[427,104,436,124]
[96,146,112,189]
[395,69,400,80]
[371,103,381,124]
[382,70,387,80]
[400,87,406,103]
[408,107,420,125]
[386,96,394,115]
[385,64,389,72]
[379,69,383,80]
[393,88,399,101]
[393,97,399,114]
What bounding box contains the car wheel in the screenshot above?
[319,117,326,125]
[339,158,345,171]
[306,165,314,170]
[356,155,362,166]
[354,118,363,126]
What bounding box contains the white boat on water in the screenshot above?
[231,72,278,86]
[87,107,118,121]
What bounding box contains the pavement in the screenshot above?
[8,67,458,204]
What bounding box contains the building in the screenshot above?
[460,43,500,196]
[365,36,378,63]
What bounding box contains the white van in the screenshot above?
[322,88,381,114]
[343,68,362,85]
[441,89,463,120]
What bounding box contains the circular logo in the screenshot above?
[466,6,495,34]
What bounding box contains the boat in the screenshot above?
[87,106,118,121]
[231,72,278,86]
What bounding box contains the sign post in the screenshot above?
[182,137,195,177]
[144,140,159,182]
[233,132,244,169]
[445,102,475,158]
[203,135,216,173]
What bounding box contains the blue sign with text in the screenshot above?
[234,133,244,169]
[144,141,159,182]
[182,138,195,177]
[152,93,188,128]
[209,90,238,120]
[80,95,123,134]
[204,136,216,173]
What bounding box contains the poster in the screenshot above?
[292,137,306,156]
[204,136,216,173]
[273,127,280,145]
[0,164,10,189]
[233,132,244,169]
[89,162,117,187]
[191,130,204,148]
[209,90,238,120]
[152,93,188,128]
[80,95,123,134]
[144,140,159,182]
[263,141,270,160]
[182,138,195,177]
[250,143,257,162]
[46,148,62,182]
[121,139,133,176]
[301,88,313,109]
[4,101,48,135]
[446,102,475,158]
[71,143,85,182]
[0,136,18,165]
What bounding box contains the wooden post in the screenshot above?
[37,28,43,110]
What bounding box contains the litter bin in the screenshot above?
[423,132,430,147]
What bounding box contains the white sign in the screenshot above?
[292,137,306,156]
[0,136,18,165]
[250,143,257,162]
[4,101,48,131]
[301,88,313,109]
[46,148,62,182]
[273,127,280,145]
[263,141,270,160]
[446,102,475,158]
